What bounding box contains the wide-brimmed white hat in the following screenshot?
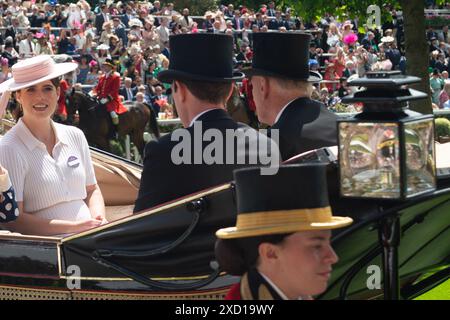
[380,36,395,43]
[129,18,143,28]
[0,55,78,118]
[96,43,110,51]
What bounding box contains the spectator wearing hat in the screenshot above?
[341,20,354,39]
[439,80,450,108]
[121,6,134,28]
[100,21,114,45]
[108,35,122,60]
[179,8,194,29]
[266,1,276,17]
[246,32,338,160]
[142,20,159,49]
[5,17,20,47]
[85,60,100,88]
[18,32,37,59]
[95,4,110,35]
[113,16,127,46]
[35,33,54,56]
[427,25,439,42]
[0,57,11,84]
[0,55,105,235]
[76,55,90,85]
[95,44,111,65]
[56,29,70,54]
[268,10,288,31]
[119,77,137,102]
[338,77,351,98]
[435,53,448,74]
[231,10,244,31]
[72,27,86,52]
[156,17,170,47]
[430,68,444,105]
[361,31,378,52]
[215,164,353,300]
[134,34,279,213]
[202,11,215,32]
[91,59,127,126]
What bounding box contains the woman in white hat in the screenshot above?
[0,55,106,236]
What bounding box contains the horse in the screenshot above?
[66,91,160,155]
[226,85,260,129]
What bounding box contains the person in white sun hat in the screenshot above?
[0,55,107,236]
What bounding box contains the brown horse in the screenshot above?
[66,91,159,155]
[226,85,260,129]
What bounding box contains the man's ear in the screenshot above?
[225,83,234,102]
[261,76,271,100]
[174,80,187,103]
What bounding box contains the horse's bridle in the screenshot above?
[69,89,99,112]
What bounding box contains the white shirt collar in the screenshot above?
[259,271,290,300]
[188,108,218,127]
[15,118,68,151]
[259,271,305,300]
[274,98,297,124]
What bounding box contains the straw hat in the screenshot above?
[380,36,395,43]
[129,18,143,28]
[342,20,353,29]
[0,55,78,118]
[216,164,353,239]
[97,43,110,51]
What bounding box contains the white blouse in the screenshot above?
[0,119,97,221]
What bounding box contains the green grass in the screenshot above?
[415,279,450,300]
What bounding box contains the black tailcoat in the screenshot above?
[134,109,278,212]
[269,97,337,161]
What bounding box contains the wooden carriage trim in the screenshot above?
[57,271,227,281]
[0,284,229,300]
[61,183,232,243]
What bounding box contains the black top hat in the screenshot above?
[244,32,322,82]
[157,34,244,83]
[102,58,115,68]
[216,164,352,239]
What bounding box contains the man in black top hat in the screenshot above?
[246,32,338,161]
[215,164,353,300]
[134,34,279,213]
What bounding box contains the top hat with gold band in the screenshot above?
[216,164,353,239]
[102,58,116,68]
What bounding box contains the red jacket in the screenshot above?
[224,283,241,300]
[57,79,70,116]
[95,72,127,114]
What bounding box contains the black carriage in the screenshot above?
[0,145,449,300]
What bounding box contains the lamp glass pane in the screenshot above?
[339,122,400,198]
[404,119,436,197]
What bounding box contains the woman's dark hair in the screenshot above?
[14,77,61,121]
[215,233,289,276]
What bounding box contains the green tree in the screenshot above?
[279,0,443,114]
[173,0,220,15]
[219,1,267,10]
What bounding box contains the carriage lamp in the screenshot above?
[339,71,436,200]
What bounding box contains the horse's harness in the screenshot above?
[70,90,101,112]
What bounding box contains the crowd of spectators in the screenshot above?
[0,0,449,117]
